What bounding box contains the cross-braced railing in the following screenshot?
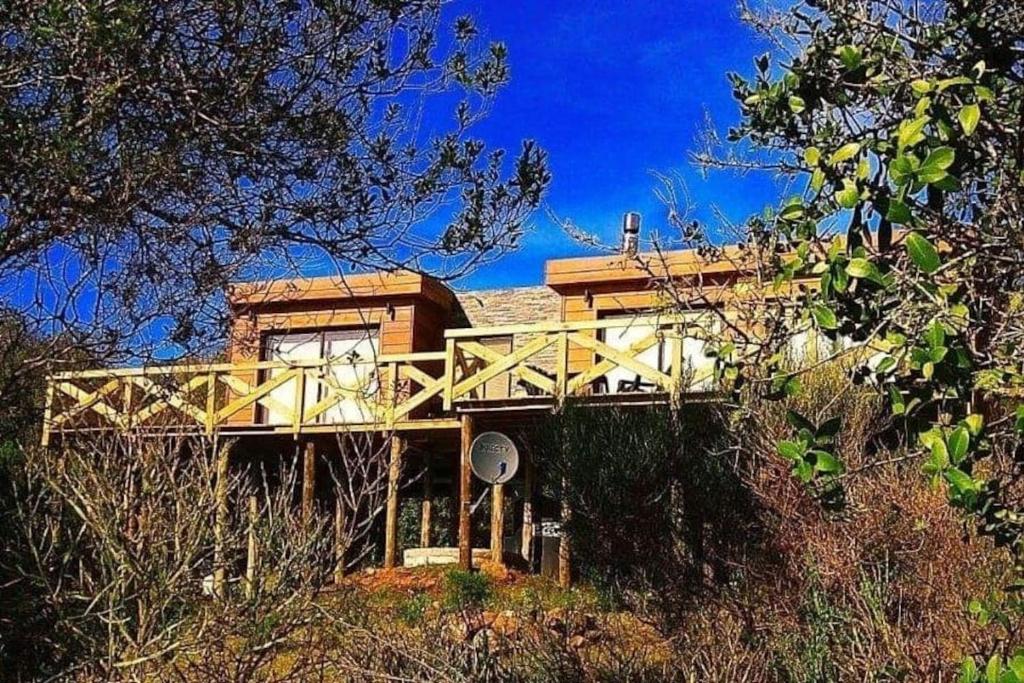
[43,351,448,444]
[442,314,716,409]
[43,315,719,443]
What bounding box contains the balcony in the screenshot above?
[43,314,715,443]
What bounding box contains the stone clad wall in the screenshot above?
[453,286,562,375]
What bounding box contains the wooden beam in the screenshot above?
[490,482,504,565]
[443,314,689,339]
[559,478,571,588]
[420,455,432,548]
[245,493,258,600]
[213,442,231,599]
[302,441,316,528]
[459,415,474,571]
[384,435,404,569]
[521,453,534,566]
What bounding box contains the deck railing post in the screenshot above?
[556,330,569,402]
[443,338,456,410]
[206,371,217,434]
[292,368,306,435]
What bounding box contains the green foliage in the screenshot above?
[534,405,759,617]
[396,592,431,626]
[442,569,492,613]
[721,0,1024,571]
[712,0,1024,668]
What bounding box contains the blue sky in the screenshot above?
[454,0,782,289]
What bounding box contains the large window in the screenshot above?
[261,327,380,424]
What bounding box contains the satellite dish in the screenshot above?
[470,432,519,484]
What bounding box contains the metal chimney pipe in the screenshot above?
[621,212,641,255]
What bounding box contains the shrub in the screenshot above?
[442,569,492,612]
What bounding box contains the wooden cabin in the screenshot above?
[43,227,822,584]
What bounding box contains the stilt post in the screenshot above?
[521,452,534,565]
[213,441,231,599]
[244,493,258,599]
[384,435,404,569]
[420,455,432,548]
[558,478,572,588]
[302,440,316,528]
[459,415,474,571]
[490,481,505,565]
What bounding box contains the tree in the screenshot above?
[688,0,1022,671]
[0,0,550,366]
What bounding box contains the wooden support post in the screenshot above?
[334,497,347,584]
[490,482,505,565]
[458,415,474,571]
[244,493,258,599]
[213,442,231,599]
[420,455,432,548]
[302,441,316,528]
[558,478,572,588]
[521,453,534,565]
[384,435,404,569]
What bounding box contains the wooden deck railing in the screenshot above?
[43,351,449,444]
[442,314,705,409]
[43,315,715,442]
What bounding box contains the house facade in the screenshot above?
[43,218,818,585]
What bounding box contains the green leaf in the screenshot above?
[948,426,970,464]
[898,115,929,149]
[910,79,932,95]
[846,257,879,280]
[931,439,950,469]
[1008,655,1024,681]
[811,304,838,330]
[837,45,862,71]
[777,441,804,461]
[836,179,860,209]
[946,467,976,495]
[829,142,861,165]
[886,199,913,224]
[786,409,816,434]
[888,385,905,415]
[794,458,814,484]
[1015,405,1024,433]
[889,155,918,186]
[987,654,1001,683]
[813,451,843,474]
[964,414,984,436]
[922,146,956,171]
[810,168,826,192]
[817,417,842,440]
[937,76,973,91]
[925,321,946,349]
[804,146,821,166]
[959,104,981,137]
[906,231,941,274]
[959,657,978,683]
[789,96,806,114]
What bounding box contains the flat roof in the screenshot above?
[228,271,455,310]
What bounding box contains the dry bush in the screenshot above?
[670,362,1016,680]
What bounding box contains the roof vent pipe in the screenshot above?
[621,212,641,255]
